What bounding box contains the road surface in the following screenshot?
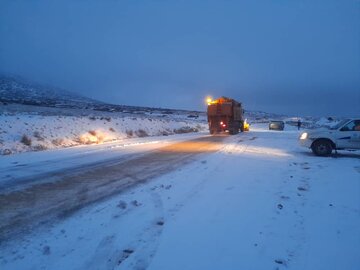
[0,125,359,270]
[0,134,226,241]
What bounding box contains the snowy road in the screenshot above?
[0,134,225,241]
[0,124,359,270]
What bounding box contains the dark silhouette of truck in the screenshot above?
[207,97,245,134]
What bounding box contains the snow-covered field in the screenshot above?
[0,104,207,155]
[1,124,359,270]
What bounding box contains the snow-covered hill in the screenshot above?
[0,75,99,108]
[0,75,203,116]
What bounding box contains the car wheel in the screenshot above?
[311,140,332,156]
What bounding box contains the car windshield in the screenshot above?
[330,119,350,130]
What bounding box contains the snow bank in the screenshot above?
[0,109,207,155]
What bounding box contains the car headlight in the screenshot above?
[300,132,308,140]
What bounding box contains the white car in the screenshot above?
[299,119,360,156]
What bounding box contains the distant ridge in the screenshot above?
[0,75,202,115]
[0,75,100,108]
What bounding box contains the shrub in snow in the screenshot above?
[88,130,97,136]
[117,200,127,209]
[174,126,198,134]
[131,200,140,206]
[109,127,115,132]
[42,246,51,255]
[135,129,148,137]
[2,149,12,155]
[33,131,44,141]
[77,130,106,144]
[126,130,133,137]
[20,135,32,146]
[158,130,172,136]
[100,117,111,122]
[76,136,90,144]
[96,132,105,143]
[52,138,65,146]
[33,144,48,151]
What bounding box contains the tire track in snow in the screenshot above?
[268,161,312,268]
[81,191,165,270]
[121,191,165,270]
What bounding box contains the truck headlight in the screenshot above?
[300,132,308,140]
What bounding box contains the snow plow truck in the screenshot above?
[207,97,245,135]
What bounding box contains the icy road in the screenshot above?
[0,124,359,270]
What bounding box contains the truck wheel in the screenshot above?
[240,122,244,132]
[311,140,332,156]
[229,128,239,135]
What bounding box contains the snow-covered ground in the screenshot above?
[0,104,207,155]
[1,124,359,270]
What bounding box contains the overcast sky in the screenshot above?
[1,0,359,117]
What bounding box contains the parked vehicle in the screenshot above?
[269,120,285,131]
[207,97,245,135]
[299,118,360,156]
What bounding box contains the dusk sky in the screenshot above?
[1,0,359,117]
